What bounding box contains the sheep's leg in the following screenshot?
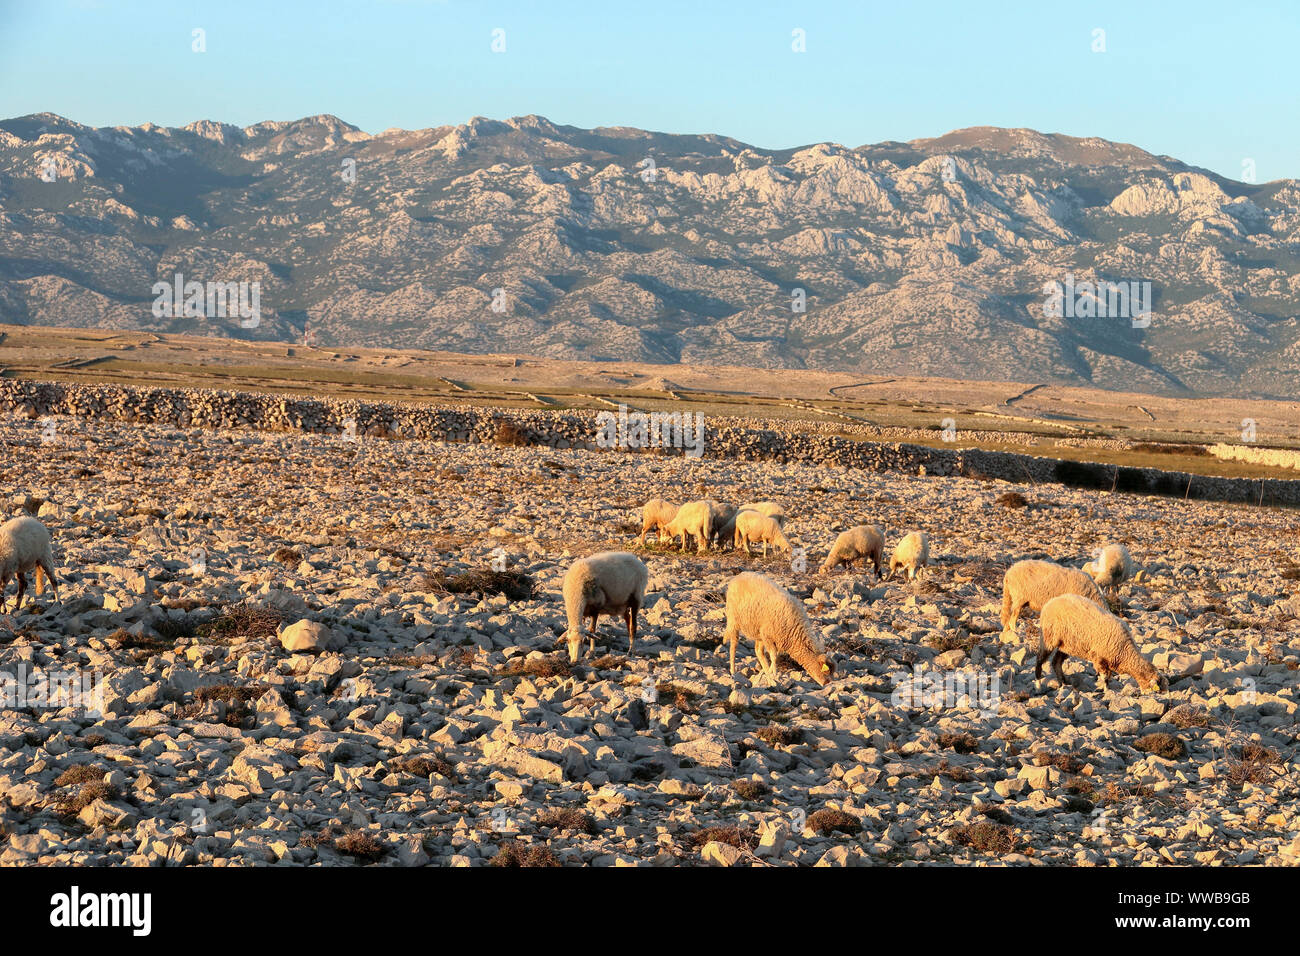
[1096,660,1111,691]
[39,560,57,602]
[624,604,638,657]
[588,613,598,657]
[1051,650,1070,687]
[725,623,739,675]
[13,572,26,613]
[1034,647,1050,680]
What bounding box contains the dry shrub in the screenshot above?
[936,732,980,755]
[498,655,570,678]
[1134,733,1187,760]
[55,781,120,818]
[391,754,456,780]
[54,765,103,787]
[334,830,386,861]
[491,843,562,867]
[1166,704,1209,729]
[197,604,284,643]
[732,779,770,800]
[536,808,597,834]
[756,725,801,747]
[996,492,1029,509]
[273,547,303,565]
[1224,743,1281,787]
[949,821,1016,854]
[422,568,536,601]
[807,808,860,835]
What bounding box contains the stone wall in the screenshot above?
[3,379,1297,507]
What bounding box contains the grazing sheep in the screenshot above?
[707,501,738,549]
[663,499,713,553]
[1001,559,1105,636]
[723,572,834,686]
[1084,543,1134,593]
[889,531,930,580]
[0,516,59,613]
[733,510,791,557]
[562,551,649,663]
[740,501,786,528]
[1037,593,1164,693]
[821,524,885,577]
[638,498,678,546]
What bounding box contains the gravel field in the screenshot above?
[1,413,1297,866]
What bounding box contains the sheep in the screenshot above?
[820,524,885,577]
[638,498,678,546]
[561,551,649,663]
[722,571,835,686]
[663,499,713,553]
[1001,559,1105,636]
[888,531,930,580]
[707,501,738,549]
[1084,543,1134,593]
[0,516,59,614]
[1036,593,1165,693]
[733,510,791,557]
[740,501,786,528]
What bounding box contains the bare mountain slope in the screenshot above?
[1,113,1298,397]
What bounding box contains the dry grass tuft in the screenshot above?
[1134,732,1187,760]
[536,808,597,834]
[422,568,536,601]
[334,829,386,861]
[806,808,860,835]
[491,842,562,867]
[756,725,801,747]
[391,754,456,780]
[498,655,570,678]
[688,826,757,850]
[948,820,1016,854]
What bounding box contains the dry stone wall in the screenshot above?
[3,379,1297,507]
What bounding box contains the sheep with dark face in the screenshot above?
[562,551,649,663]
[0,516,59,613]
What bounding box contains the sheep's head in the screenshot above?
[1130,655,1164,693]
[565,627,583,663]
[805,655,835,687]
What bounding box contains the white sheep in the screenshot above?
[733,510,791,557]
[638,498,678,546]
[0,516,59,613]
[740,501,786,527]
[1084,543,1134,593]
[561,551,649,663]
[820,524,884,577]
[663,499,713,553]
[1001,559,1105,636]
[889,531,929,580]
[1037,593,1164,693]
[723,571,834,686]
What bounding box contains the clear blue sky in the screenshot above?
[2,0,1297,182]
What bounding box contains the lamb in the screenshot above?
[638,498,678,546]
[722,571,835,686]
[663,499,713,553]
[888,531,930,580]
[820,524,885,577]
[1084,543,1134,593]
[733,510,792,557]
[1036,593,1164,693]
[1001,559,1105,636]
[561,551,649,663]
[0,516,59,613]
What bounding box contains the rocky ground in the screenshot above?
[0,411,1297,867]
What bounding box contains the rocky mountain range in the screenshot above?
[2,112,1298,397]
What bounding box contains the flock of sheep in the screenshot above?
[566,498,1164,695]
[0,496,1161,698]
